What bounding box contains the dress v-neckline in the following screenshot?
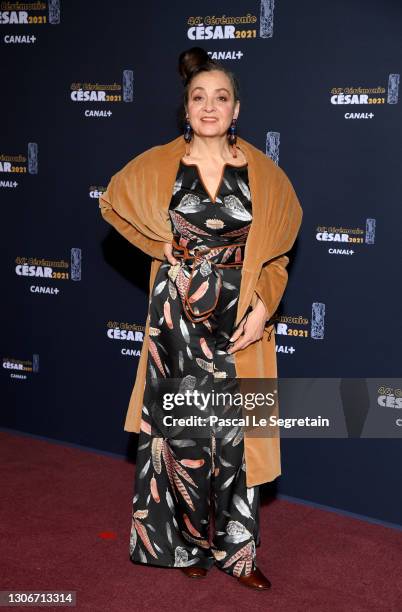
[180,158,248,204]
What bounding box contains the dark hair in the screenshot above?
[178,46,240,113]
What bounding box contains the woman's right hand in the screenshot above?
[164,242,179,265]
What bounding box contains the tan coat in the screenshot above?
[99,134,303,487]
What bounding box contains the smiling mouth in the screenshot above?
[201,118,218,121]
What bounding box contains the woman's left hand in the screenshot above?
[164,242,179,265]
[227,297,269,354]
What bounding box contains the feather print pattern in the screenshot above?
[133,514,158,559]
[199,337,213,359]
[183,513,203,538]
[188,278,210,304]
[172,471,196,511]
[153,279,168,296]
[236,174,251,200]
[151,437,163,474]
[148,338,166,377]
[168,279,177,300]
[172,171,184,195]
[222,195,253,221]
[173,193,205,214]
[129,160,259,576]
[222,223,252,237]
[150,475,160,502]
[179,458,205,468]
[181,531,211,549]
[169,210,210,237]
[163,298,173,329]
[179,315,190,343]
[174,546,200,567]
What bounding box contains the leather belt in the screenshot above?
[167,238,246,323]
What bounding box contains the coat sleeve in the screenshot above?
[254,254,290,323]
[98,171,166,261]
[253,168,303,322]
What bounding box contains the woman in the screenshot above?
[99,47,303,590]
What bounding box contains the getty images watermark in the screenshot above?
[141,377,402,439]
[160,387,328,430]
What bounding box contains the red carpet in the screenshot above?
[1,431,401,611]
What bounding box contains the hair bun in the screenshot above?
[178,47,212,83]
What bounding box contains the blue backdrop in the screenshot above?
[2,0,402,526]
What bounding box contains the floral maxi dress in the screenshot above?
[129,158,261,576]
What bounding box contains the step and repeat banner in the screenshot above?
[2,1,402,524]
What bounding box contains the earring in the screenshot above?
[183,116,192,156]
[228,117,238,157]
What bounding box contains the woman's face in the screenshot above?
[186,69,239,138]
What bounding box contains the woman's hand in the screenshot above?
[227,297,269,354]
[164,242,179,265]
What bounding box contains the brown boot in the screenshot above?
[237,567,271,590]
[181,566,208,578]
